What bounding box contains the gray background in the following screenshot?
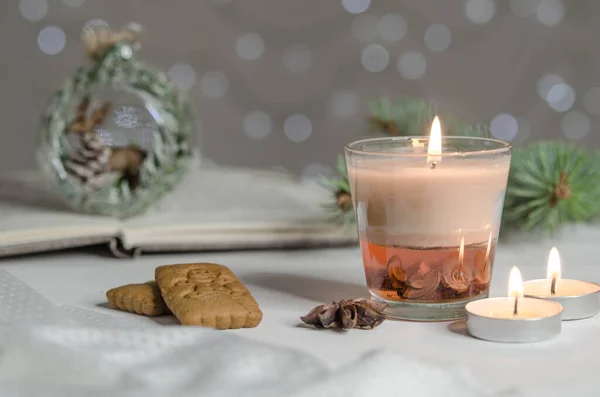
[2,0,599,179]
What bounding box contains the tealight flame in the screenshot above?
[427,116,442,168]
[508,266,523,316]
[547,246,561,295]
[508,266,524,299]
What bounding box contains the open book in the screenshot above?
[0,166,358,258]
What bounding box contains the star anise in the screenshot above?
[399,261,440,300]
[442,261,472,293]
[387,255,406,289]
[300,298,388,330]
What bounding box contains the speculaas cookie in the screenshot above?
[106,281,170,316]
[155,263,262,329]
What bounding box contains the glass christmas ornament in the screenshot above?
[37,23,197,218]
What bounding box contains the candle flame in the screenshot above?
[547,246,561,295]
[458,237,465,266]
[547,246,561,281]
[427,116,442,167]
[508,266,524,299]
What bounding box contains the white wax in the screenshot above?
[347,157,510,247]
[523,279,600,298]
[466,297,562,320]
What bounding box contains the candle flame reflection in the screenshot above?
[484,232,492,263]
[458,237,464,266]
[508,266,524,299]
[427,116,442,167]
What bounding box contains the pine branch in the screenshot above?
[320,154,355,224]
[502,141,600,235]
[366,96,486,138]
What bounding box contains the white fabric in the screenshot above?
[0,270,507,397]
[0,325,507,397]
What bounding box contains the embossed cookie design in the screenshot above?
[155,263,263,329]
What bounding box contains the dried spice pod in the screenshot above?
[339,301,358,329]
[403,269,441,299]
[398,262,440,300]
[436,283,460,300]
[442,238,472,293]
[300,298,388,330]
[300,302,339,329]
[387,255,406,288]
[366,268,395,292]
[379,276,395,291]
[354,301,388,329]
[442,263,472,293]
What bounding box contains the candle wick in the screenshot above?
[429,161,437,170]
[513,296,518,316]
[551,275,557,295]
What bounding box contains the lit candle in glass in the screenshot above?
[465,266,563,343]
[345,116,512,321]
[523,247,600,320]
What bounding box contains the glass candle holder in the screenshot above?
[345,135,512,321]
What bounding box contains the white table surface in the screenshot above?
[2,225,600,396]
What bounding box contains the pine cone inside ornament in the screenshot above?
[64,96,148,192]
[300,298,388,330]
[64,98,115,191]
[38,23,195,218]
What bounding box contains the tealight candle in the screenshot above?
[523,247,600,320]
[465,266,563,343]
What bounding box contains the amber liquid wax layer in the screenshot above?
[361,239,496,304]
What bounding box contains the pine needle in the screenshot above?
[503,141,600,235]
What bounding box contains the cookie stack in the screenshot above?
[106,263,262,329]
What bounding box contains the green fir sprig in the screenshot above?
[502,141,600,234]
[320,154,355,226]
[367,96,491,138]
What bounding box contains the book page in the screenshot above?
[121,167,353,248]
[0,171,120,248]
